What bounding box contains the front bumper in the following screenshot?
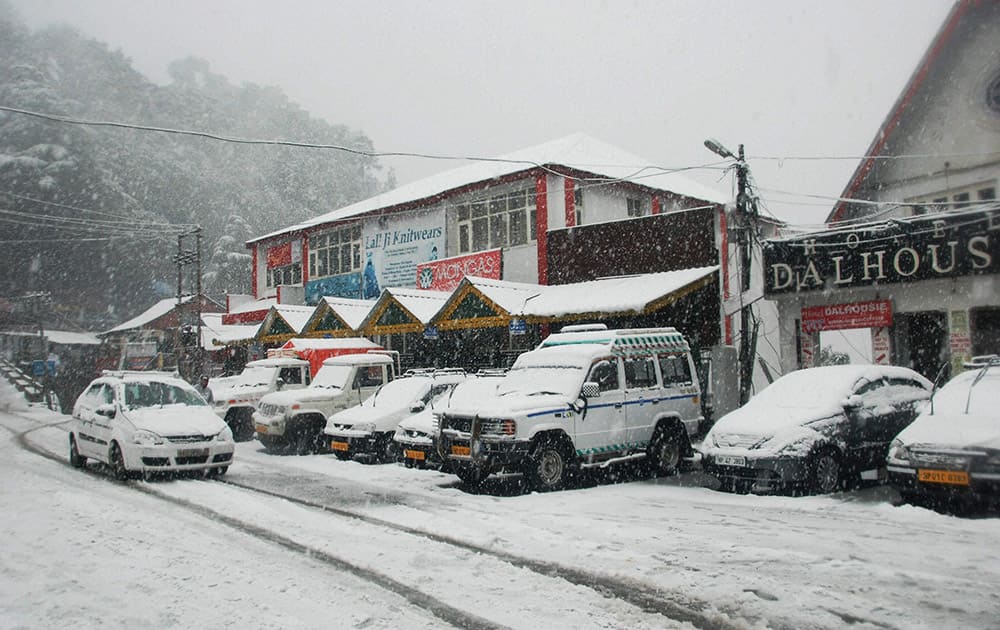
[125,441,235,472]
[887,464,1000,504]
[326,428,379,456]
[702,451,810,493]
[252,411,286,436]
[439,429,532,474]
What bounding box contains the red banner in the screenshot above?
[415,249,502,291]
[267,243,292,269]
[802,300,892,333]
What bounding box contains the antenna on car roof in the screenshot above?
[965,356,999,414]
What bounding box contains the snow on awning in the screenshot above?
[360,287,451,335]
[300,297,377,338]
[201,313,260,349]
[432,267,718,330]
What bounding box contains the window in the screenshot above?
[574,188,584,225]
[626,197,646,218]
[278,367,303,385]
[308,224,362,280]
[909,184,997,214]
[354,366,386,388]
[658,353,693,386]
[978,187,996,201]
[587,359,620,392]
[624,357,657,388]
[266,263,302,288]
[456,188,537,254]
[953,192,971,209]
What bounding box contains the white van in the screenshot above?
[438,325,703,491]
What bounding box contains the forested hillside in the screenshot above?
[0,3,391,330]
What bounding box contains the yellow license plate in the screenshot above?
[451,445,471,457]
[331,441,349,452]
[404,449,426,461]
[255,424,268,434]
[917,469,969,486]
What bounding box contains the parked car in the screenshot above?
[701,365,931,495]
[394,370,506,469]
[253,353,396,455]
[437,325,704,491]
[887,357,1000,508]
[69,370,235,480]
[212,357,311,441]
[325,369,467,463]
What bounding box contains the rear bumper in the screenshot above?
[702,452,810,493]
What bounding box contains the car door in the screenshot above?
[73,382,105,457]
[846,377,899,469]
[622,355,660,447]
[574,357,627,458]
[87,383,118,461]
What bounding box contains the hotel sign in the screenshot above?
[764,208,999,295]
[801,300,892,333]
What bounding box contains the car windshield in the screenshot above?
[497,364,584,398]
[312,365,352,389]
[124,381,206,409]
[232,365,275,387]
[363,377,431,408]
[930,369,1000,417]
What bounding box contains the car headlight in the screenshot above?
[133,429,165,446]
[216,425,234,443]
[887,438,910,463]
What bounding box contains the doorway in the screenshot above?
[893,311,947,381]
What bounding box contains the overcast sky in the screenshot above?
[11,0,953,226]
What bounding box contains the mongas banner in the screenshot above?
[415,249,502,291]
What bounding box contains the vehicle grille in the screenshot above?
[443,415,473,434]
[713,433,764,449]
[167,435,211,444]
[910,451,972,469]
[258,403,285,417]
[176,455,209,465]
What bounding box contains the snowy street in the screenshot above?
[2,382,999,630]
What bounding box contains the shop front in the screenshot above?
[765,206,1000,380]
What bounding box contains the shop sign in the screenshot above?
[363,209,445,298]
[765,208,1000,295]
[416,249,502,291]
[801,299,892,333]
[872,327,891,365]
[509,318,527,336]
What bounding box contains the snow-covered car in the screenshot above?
[69,370,235,480]
[702,365,932,495]
[253,353,396,454]
[212,357,310,441]
[887,358,1000,508]
[325,369,467,463]
[394,370,506,469]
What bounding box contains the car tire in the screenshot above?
[69,435,87,469]
[290,426,317,456]
[809,448,842,494]
[332,450,352,461]
[647,425,683,477]
[525,435,572,492]
[109,442,131,481]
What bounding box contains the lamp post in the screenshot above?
[705,138,757,405]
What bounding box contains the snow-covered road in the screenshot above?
[2,384,998,629]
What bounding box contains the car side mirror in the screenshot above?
[842,394,863,410]
[410,400,426,413]
[96,404,116,418]
[275,377,285,391]
[582,382,600,398]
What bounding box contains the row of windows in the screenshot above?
[266,263,302,288]
[309,225,363,279]
[588,353,693,392]
[456,188,538,254]
[911,185,996,215]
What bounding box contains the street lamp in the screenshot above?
[705,138,756,406]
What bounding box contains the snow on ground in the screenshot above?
[2,379,999,629]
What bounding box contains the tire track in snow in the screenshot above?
[11,418,503,630]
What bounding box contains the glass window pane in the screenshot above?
[341,244,351,271]
[472,203,487,219]
[490,214,507,248]
[489,195,505,215]
[352,224,361,241]
[457,205,469,221]
[509,210,526,246]
[309,252,316,277]
[508,190,525,209]
[529,209,537,241]
[330,249,340,275]
[352,244,361,270]
[459,224,469,253]
[472,217,489,251]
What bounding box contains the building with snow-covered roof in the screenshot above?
[765,0,1000,381]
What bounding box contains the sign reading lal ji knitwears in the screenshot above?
[415,249,502,291]
[801,300,892,333]
[765,208,999,295]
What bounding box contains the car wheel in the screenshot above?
[455,464,487,486]
[69,435,87,469]
[109,442,131,481]
[291,426,317,456]
[647,426,683,477]
[526,436,572,492]
[809,448,842,494]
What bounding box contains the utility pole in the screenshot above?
[173,228,202,379]
[704,139,759,405]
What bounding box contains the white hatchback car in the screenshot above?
[70,371,235,480]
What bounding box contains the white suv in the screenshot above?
[438,325,703,491]
[70,371,235,480]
